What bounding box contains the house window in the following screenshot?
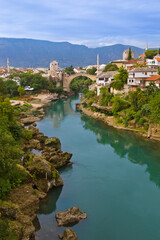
[145,72,147,75]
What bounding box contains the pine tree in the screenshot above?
[127,48,132,60]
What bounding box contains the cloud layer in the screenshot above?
[0,0,160,48]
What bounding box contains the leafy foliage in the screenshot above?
[103,63,118,72]
[86,67,97,75]
[99,87,113,106]
[127,48,132,60]
[110,67,128,90]
[4,80,18,97]
[70,76,92,92]
[145,49,158,59]
[0,98,26,199]
[64,65,74,75]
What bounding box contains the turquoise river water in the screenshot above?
[35,95,160,240]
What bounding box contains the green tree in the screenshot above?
[86,67,97,75]
[0,78,6,96]
[18,87,25,96]
[99,87,113,106]
[145,49,158,59]
[103,63,119,72]
[4,80,18,97]
[64,65,74,75]
[70,76,92,92]
[149,92,160,123]
[127,48,132,60]
[110,67,128,90]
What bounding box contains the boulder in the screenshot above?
[59,229,78,240]
[42,149,72,168]
[21,116,41,125]
[23,154,63,192]
[44,137,61,150]
[55,206,87,227]
[25,154,53,180]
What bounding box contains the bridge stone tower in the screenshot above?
[48,60,64,87]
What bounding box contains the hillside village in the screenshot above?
[1,44,160,97]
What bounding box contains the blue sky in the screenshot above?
[0,0,160,48]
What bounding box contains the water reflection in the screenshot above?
[45,95,79,128]
[39,187,62,215]
[81,114,160,187]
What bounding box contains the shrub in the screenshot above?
[22,128,33,140]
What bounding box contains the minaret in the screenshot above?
[7,58,10,73]
[146,43,148,51]
[97,54,99,76]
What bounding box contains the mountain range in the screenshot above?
[0,38,144,68]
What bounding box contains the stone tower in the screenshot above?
[146,43,148,51]
[50,60,59,75]
[123,49,134,60]
[7,57,10,73]
[97,54,99,75]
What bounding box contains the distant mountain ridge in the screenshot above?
[0,38,144,68]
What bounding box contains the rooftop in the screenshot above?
[146,75,160,81]
[129,67,157,72]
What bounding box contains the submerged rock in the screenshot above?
[55,206,87,227]
[59,228,78,240]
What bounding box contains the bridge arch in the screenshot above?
[63,73,97,91]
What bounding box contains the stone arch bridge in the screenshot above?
[63,73,97,91]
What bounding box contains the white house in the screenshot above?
[74,68,86,74]
[127,67,157,90]
[96,71,118,95]
[146,55,160,67]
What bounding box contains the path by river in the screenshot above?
[35,95,160,240]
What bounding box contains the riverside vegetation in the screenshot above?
[80,80,160,140]
[0,79,73,239]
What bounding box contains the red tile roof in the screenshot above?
[139,53,145,57]
[156,57,160,62]
[146,75,160,81]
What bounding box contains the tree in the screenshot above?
[18,87,25,96]
[64,65,74,75]
[0,78,6,96]
[145,49,158,59]
[149,92,160,123]
[99,87,113,106]
[110,67,128,90]
[86,67,97,75]
[103,63,119,72]
[70,76,92,92]
[127,48,132,60]
[4,80,18,97]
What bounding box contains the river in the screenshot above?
[35,95,160,240]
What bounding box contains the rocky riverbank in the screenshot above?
[0,94,77,240]
[76,103,160,142]
[0,123,73,240]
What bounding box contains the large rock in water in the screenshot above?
[59,228,78,240]
[55,206,87,227]
[23,154,63,192]
[42,147,72,168]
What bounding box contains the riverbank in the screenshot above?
[0,94,75,240]
[76,103,160,142]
